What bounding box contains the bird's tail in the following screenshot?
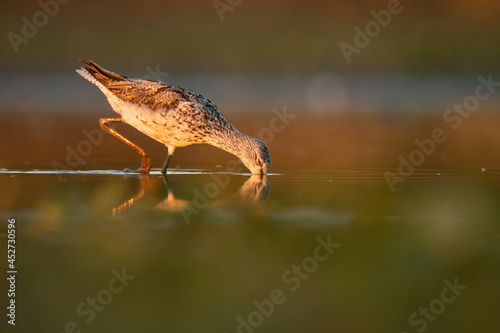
[76,60,126,88]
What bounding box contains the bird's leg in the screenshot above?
[161,146,175,174]
[161,155,171,174]
[99,118,150,173]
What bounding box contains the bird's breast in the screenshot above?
[114,98,213,147]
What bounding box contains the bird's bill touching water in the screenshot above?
[77,60,272,174]
[237,138,272,175]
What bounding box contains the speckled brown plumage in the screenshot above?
[76,60,271,174]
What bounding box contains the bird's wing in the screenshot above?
[78,60,229,131]
[78,60,191,111]
[106,79,192,112]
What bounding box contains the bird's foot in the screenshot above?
[136,166,150,173]
[137,154,151,173]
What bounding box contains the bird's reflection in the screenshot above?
[112,173,271,215]
[155,175,191,212]
[240,174,271,203]
[219,174,271,207]
[112,174,150,215]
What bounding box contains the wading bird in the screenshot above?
[77,60,271,174]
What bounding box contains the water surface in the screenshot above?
[1,111,500,333]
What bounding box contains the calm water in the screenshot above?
[1,111,500,332]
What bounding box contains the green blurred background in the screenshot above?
[2,0,500,73]
[2,1,500,333]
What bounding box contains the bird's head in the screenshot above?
[239,137,271,175]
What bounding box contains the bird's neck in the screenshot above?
[210,125,253,160]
